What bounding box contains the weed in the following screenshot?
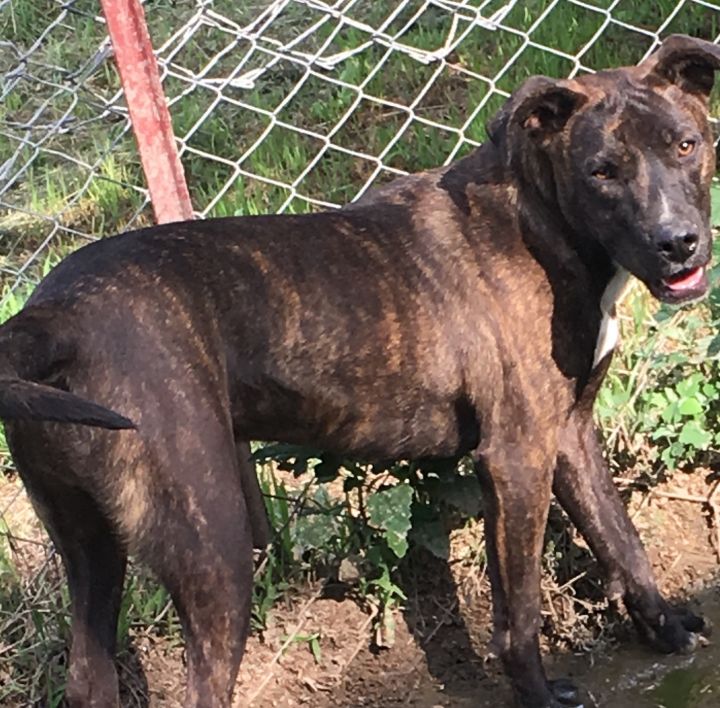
[1,1,720,702]
[285,631,322,664]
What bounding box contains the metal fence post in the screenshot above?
[100,0,193,224]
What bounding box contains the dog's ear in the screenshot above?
[645,34,720,100]
[513,76,588,137]
[488,76,588,149]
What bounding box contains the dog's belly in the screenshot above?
[232,379,479,461]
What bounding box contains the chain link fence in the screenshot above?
[3,1,720,296]
[2,0,720,699]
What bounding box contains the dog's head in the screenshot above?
[492,34,719,304]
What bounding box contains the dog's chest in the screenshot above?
[592,268,630,369]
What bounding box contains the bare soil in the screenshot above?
[121,469,720,707]
[2,469,720,708]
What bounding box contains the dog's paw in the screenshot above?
[516,679,584,708]
[633,604,709,654]
[548,678,583,707]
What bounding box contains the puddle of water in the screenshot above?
[649,662,720,708]
[556,589,720,708]
[397,588,720,707]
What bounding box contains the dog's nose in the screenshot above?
[656,231,699,264]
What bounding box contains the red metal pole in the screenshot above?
[100,0,194,224]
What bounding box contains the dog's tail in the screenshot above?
[0,307,135,430]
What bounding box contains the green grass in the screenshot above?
[4,0,718,241]
[2,0,720,703]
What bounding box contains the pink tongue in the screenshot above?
[665,266,704,291]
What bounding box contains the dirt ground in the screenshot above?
[235,468,720,708]
[117,469,720,707]
[2,468,720,708]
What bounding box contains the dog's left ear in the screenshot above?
[487,76,588,160]
[506,76,588,140]
[646,34,720,100]
[487,77,588,168]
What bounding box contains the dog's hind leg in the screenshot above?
[476,444,578,708]
[554,412,706,653]
[138,431,254,708]
[9,460,127,708]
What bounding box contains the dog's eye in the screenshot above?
[678,139,696,157]
[592,165,616,181]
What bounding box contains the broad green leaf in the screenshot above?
[678,421,711,449]
[294,513,339,552]
[676,380,698,398]
[678,398,703,416]
[660,400,680,424]
[367,484,413,558]
[651,426,675,440]
[702,383,718,397]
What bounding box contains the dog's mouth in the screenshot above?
[650,265,709,304]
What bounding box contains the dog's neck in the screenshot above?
[487,132,618,299]
[448,144,624,372]
[515,181,617,301]
[452,144,616,294]
[514,177,627,375]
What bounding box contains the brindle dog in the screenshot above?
[0,34,716,708]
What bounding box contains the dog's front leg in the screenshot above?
[477,446,579,708]
[235,439,271,548]
[554,412,706,652]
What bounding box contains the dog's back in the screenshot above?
[1,144,584,466]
